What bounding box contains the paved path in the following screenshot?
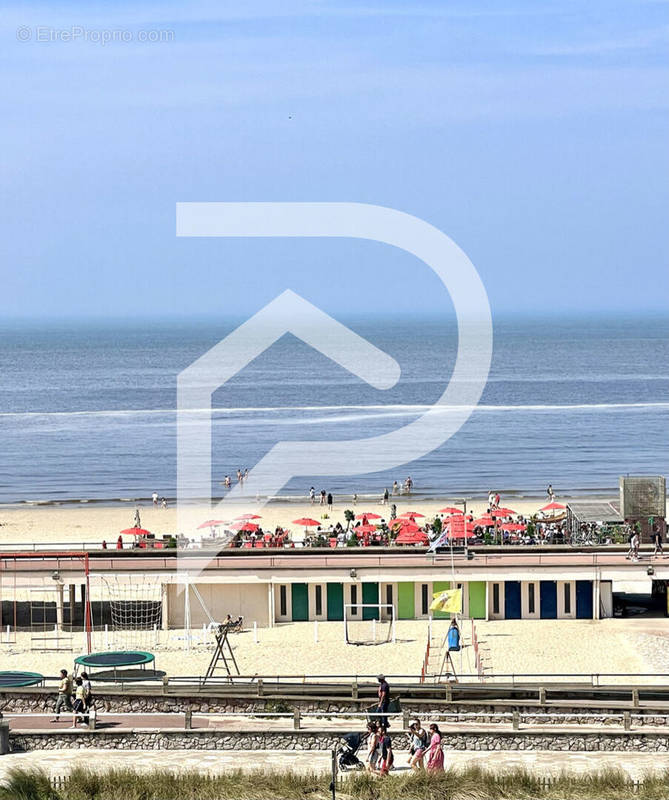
[2,749,669,781]
[5,712,665,736]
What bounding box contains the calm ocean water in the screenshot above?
[0,314,667,504]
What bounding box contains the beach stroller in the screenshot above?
[337,732,364,771]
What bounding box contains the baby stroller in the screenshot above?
[337,732,364,771]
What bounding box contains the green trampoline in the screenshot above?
[74,651,157,681]
[0,671,44,688]
[75,651,154,669]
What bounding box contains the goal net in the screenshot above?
[99,575,163,649]
[344,603,396,645]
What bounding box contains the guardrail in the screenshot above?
[1,708,661,733]
[6,672,669,690]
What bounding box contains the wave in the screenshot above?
[1,401,668,421]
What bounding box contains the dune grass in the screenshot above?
[2,764,669,800]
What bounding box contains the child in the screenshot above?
[377,725,393,775]
[71,677,87,727]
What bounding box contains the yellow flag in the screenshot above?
[430,588,462,614]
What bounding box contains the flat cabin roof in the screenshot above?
[567,501,623,524]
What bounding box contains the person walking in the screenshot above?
[320,489,326,505]
[377,724,394,775]
[152,491,158,506]
[382,488,389,505]
[546,484,554,501]
[652,524,664,558]
[376,674,390,728]
[631,528,640,562]
[327,492,333,511]
[51,669,73,721]
[408,719,427,770]
[390,503,397,521]
[71,676,86,727]
[309,487,316,504]
[392,480,399,495]
[426,723,444,772]
[365,721,380,773]
[81,671,93,725]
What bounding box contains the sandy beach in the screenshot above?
[0,494,584,547]
[0,617,666,684]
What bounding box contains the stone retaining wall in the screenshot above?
[9,729,669,753]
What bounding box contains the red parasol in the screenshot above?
[400,511,424,518]
[502,522,527,532]
[197,520,228,530]
[438,507,463,515]
[355,513,382,520]
[234,514,262,520]
[446,517,475,538]
[472,515,495,527]
[235,522,259,533]
[355,524,378,536]
[396,523,421,534]
[292,518,320,527]
[494,507,517,516]
[120,527,152,537]
[540,502,566,512]
[396,529,429,545]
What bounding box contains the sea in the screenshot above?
[0,313,667,506]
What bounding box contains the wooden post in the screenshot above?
[623,711,631,731]
[257,678,264,697]
[512,710,520,730]
[185,708,192,730]
[293,709,301,730]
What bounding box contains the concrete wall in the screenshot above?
[166,583,269,628]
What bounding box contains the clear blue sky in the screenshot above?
[2,0,668,318]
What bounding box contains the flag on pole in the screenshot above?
[427,528,449,553]
[430,588,462,614]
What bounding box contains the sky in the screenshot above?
[1,0,668,320]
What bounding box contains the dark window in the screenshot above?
[315,585,322,617]
[421,584,429,615]
[564,583,571,614]
[351,585,358,615]
[493,583,500,615]
[279,585,287,617]
[386,584,393,607]
[528,583,535,614]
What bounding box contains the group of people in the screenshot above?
[52,668,94,728]
[151,492,168,508]
[381,478,414,503]
[363,718,444,775]
[309,488,334,509]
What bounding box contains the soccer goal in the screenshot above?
[97,574,163,650]
[344,603,396,645]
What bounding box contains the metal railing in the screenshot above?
[7,672,669,690]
